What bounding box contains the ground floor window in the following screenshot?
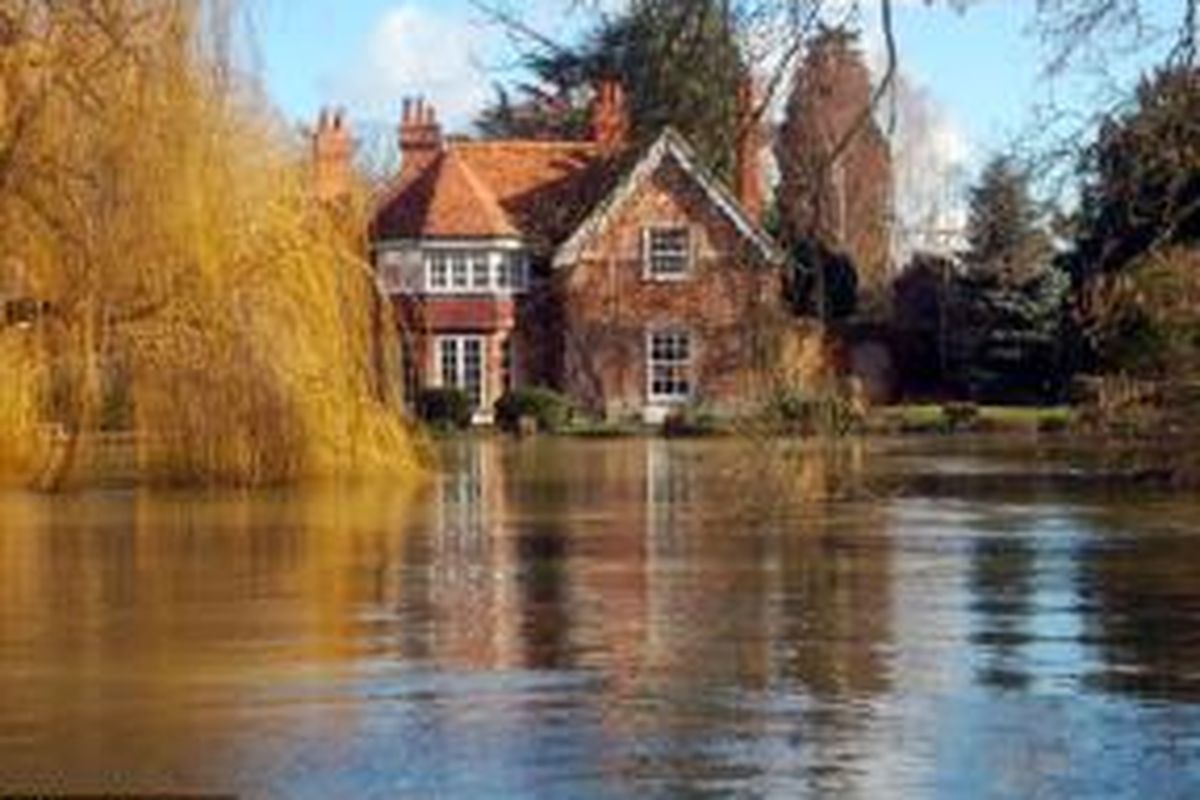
[647,329,693,403]
[437,335,485,408]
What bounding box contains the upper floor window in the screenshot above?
[424,249,529,294]
[644,227,691,280]
[428,252,450,290]
[496,252,529,292]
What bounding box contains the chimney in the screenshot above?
[735,77,766,224]
[313,107,353,203]
[591,79,629,154]
[399,97,443,182]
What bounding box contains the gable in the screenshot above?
[553,129,783,268]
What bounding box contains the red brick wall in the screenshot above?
[559,158,782,418]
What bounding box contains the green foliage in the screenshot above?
[494,386,574,434]
[766,386,861,436]
[891,253,955,396]
[941,402,980,431]
[966,156,1053,281]
[948,156,1070,404]
[949,265,1072,403]
[475,0,745,179]
[415,388,473,431]
[661,405,724,437]
[1083,247,1200,377]
[1074,65,1200,278]
[1069,67,1200,382]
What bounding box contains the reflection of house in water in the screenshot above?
[408,439,907,795]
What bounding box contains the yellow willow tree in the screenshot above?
[0,0,424,487]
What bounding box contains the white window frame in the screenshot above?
[643,226,693,281]
[427,252,450,290]
[423,248,531,295]
[646,329,693,404]
[436,335,487,409]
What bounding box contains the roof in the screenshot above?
[553,128,784,268]
[373,148,517,239]
[374,140,625,249]
[373,129,780,265]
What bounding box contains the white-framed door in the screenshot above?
[436,335,486,412]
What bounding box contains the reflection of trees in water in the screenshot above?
[1075,505,1200,704]
[0,486,418,785]
[969,536,1037,691]
[770,499,895,799]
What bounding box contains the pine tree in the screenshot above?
[951,156,1069,402]
[474,0,745,179]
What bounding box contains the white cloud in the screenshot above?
[327,0,626,133]
[331,3,499,130]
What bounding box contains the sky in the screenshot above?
[256,0,1181,250]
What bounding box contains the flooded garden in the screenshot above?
[2,437,1198,797]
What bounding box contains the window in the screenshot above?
[450,253,469,289]
[438,336,485,409]
[647,330,692,403]
[424,249,530,294]
[495,252,528,292]
[428,253,449,290]
[470,251,490,290]
[645,227,691,279]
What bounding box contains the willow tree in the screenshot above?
[0,0,423,488]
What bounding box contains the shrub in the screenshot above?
[415,388,474,431]
[767,386,860,436]
[494,386,573,434]
[662,405,724,437]
[941,402,980,431]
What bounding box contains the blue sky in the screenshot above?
[257,0,1179,246]
[260,0,1176,154]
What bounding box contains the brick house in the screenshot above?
[317,81,784,424]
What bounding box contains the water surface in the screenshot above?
[1,437,1199,798]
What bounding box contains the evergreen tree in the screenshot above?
[1074,65,1200,277]
[966,156,1052,281]
[951,156,1069,402]
[1068,66,1199,376]
[474,0,745,179]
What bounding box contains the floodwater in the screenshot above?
[1,437,1199,798]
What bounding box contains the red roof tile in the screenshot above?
[374,139,627,250]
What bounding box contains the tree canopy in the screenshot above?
[475,0,747,179]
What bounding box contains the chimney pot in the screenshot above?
[398,94,444,183]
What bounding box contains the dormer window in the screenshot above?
[644,227,691,280]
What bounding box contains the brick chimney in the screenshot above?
[591,79,629,154]
[313,107,352,203]
[735,77,766,224]
[399,97,443,182]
